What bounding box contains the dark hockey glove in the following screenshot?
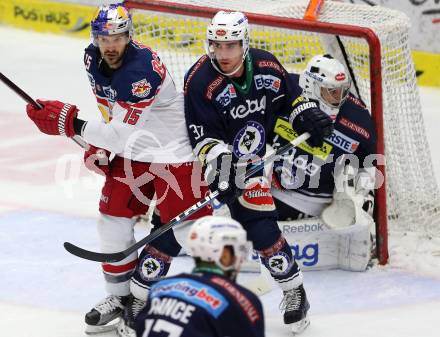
[26,99,77,137]
[204,152,240,204]
[289,100,334,148]
[84,144,110,176]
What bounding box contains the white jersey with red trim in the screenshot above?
[81,41,194,163]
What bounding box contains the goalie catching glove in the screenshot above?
[26,100,78,137]
[204,151,240,204]
[289,99,334,148]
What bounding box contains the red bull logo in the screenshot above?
[131,79,152,98]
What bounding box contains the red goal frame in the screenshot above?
[124,0,388,265]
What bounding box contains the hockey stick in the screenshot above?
[64,132,311,263]
[0,71,87,149]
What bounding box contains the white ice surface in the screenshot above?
[1,27,440,337]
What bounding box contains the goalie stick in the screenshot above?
[64,132,311,263]
[0,71,87,149]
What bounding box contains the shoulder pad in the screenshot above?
[184,55,211,94]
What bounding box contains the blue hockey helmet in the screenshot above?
[91,3,133,43]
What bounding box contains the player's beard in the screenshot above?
[103,51,125,69]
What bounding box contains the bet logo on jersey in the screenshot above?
[233,121,265,159]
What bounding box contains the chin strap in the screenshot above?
[210,58,244,77]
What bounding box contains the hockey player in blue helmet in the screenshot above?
[26,2,213,335]
[90,3,133,69]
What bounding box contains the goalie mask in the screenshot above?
[206,11,250,76]
[299,54,351,119]
[187,216,251,273]
[91,3,133,46]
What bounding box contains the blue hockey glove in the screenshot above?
[204,152,240,204]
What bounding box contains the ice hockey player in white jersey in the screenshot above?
[271,54,377,229]
[25,3,212,334]
[135,216,265,337]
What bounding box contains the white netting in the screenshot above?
[128,0,440,237]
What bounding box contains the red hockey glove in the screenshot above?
[84,145,110,176]
[26,99,78,137]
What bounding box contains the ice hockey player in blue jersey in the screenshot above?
[271,54,377,228]
[135,216,264,337]
[184,11,335,334]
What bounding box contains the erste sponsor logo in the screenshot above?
[325,129,359,153]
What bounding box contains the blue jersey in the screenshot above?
[135,272,264,337]
[184,48,298,165]
[271,73,377,200]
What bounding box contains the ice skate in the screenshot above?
[85,295,128,335]
[280,284,310,335]
[117,295,146,337]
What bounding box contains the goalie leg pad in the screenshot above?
[279,217,373,271]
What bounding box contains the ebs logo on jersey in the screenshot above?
[254,74,281,93]
[233,121,265,159]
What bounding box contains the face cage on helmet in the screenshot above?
[314,82,351,110]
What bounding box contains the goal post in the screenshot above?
[124,0,440,266]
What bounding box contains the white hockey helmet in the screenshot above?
[299,54,351,119]
[187,216,250,271]
[91,3,133,45]
[206,11,250,76]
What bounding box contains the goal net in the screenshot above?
[125,0,440,264]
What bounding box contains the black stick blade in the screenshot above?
[63,242,127,263]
